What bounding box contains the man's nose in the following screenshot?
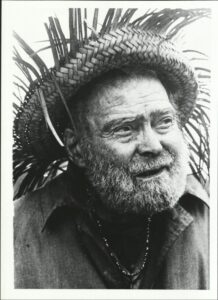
[136,127,163,156]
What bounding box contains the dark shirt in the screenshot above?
[14,171,209,289]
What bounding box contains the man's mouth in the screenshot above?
[135,166,167,179]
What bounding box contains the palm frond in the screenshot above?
[13,31,49,77]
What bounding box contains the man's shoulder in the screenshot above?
[14,172,66,207]
[14,173,71,234]
[180,192,209,222]
[179,176,209,226]
[185,175,209,207]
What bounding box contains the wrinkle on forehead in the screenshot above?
[82,77,175,137]
[87,78,171,119]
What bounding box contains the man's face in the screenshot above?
[77,75,189,217]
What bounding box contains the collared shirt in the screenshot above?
[14,171,209,289]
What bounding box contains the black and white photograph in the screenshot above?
[1,0,217,299]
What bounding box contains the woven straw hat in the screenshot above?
[13,8,210,198]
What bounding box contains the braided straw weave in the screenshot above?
[13,8,210,198]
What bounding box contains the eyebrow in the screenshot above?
[102,108,176,131]
[102,116,143,131]
[150,108,177,119]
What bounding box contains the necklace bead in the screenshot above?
[95,216,151,279]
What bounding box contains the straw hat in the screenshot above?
[13,8,210,198]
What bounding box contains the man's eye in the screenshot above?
[157,117,174,129]
[114,125,132,135]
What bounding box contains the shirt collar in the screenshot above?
[39,172,209,232]
[185,174,209,206]
[39,170,89,232]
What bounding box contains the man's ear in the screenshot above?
[64,128,86,168]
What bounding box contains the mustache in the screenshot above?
[80,138,177,177]
[128,151,175,175]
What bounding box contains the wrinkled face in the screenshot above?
[78,75,189,216]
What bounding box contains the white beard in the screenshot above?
[80,135,190,216]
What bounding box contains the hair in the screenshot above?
[68,67,181,134]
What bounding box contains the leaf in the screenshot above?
[69,8,78,56]
[54,17,69,63]
[13,57,42,81]
[49,17,63,58]
[183,49,208,58]
[77,8,83,45]
[92,8,99,38]
[13,75,29,89]
[13,47,34,83]
[100,9,114,35]
[36,88,64,147]
[119,8,137,27]
[13,92,22,104]
[13,82,28,94]
[51,73,76,133]
[44,23,60,69]
[13,31,49,77]
[84,8,88,42]
[111,9,123,30]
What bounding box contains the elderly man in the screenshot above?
[13,8,209,289]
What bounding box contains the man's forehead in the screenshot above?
[86,76,172,116]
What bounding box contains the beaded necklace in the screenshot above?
[95,216,151,280]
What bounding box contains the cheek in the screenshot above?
[161,128,187,156]
[111,143,138,161]
[94,137,138,163]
